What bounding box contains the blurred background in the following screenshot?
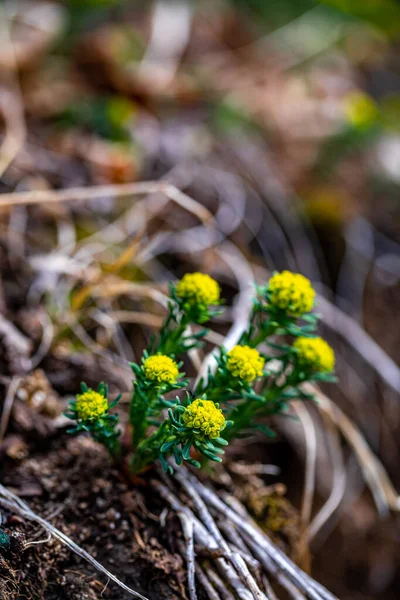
[1,1,400,599]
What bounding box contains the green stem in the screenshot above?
[131,422,169,474]
[248,320,279,349]
[224,385,282,441]
[158,314,189,356]
[130,387,158,449]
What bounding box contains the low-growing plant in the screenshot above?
[66,270,336,474]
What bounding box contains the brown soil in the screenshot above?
[1,436,189,600]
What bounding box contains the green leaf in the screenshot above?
[159,453,173,474]
[256,424,277,438]
[130,363,141,375]
[185,457,201,469]
[173,446,183,466]
[215,437,228,446]
[160,441,176,453]
[182,438,193,460]
[64,412,76,419]
[199,448,222,462]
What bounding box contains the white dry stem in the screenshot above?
[241,533,305,600]
[173,470,266,600]
[195,564,223,600]
[182,468,337,600]
[154,469,338,600]
[207,568,236,600]
[153,479,257,600]
[178,511,197,600]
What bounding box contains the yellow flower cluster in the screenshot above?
[143,354,179,384]
[343,91,379,129]
[268,271,315,317]
[75,390,108,420]
[293,337,335,372]
[226,345,265,383]
[176,272,220,307]
[182,399,226,439]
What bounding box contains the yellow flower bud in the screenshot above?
[176,272,220,307]
[293,336,335,372]
[75,390,108,420]
[143,355,180,384]
[268,271,315,317]
[182,399,226,439]
[226,345,265,383]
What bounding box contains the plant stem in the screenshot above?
[248,320,279,349]
[131,422,169,473]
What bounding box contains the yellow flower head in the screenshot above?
[268,271,315,317]
[176,273,220,307]
[343,91,379,129]
[182,399,226,439]
[75,389,108,420]
[143,354,180,384]
[226,345,265,383]
[293,337,335,372]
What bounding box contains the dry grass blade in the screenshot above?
[0,3,26,177]
[306,397,347,547]
[0,376,21,445]
[0,314,32,357]
[0,485,150,600]
[0,182,214,227]
[311,387,400,514]
[292,402,317,527]
[317,295,400,395]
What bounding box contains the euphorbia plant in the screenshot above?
[66,270,336,474]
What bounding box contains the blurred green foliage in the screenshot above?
[56,96,136,142]
[320,0,400,36]
[212,101,260,135]
[230,0,400,35]
[382,95,400,132]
